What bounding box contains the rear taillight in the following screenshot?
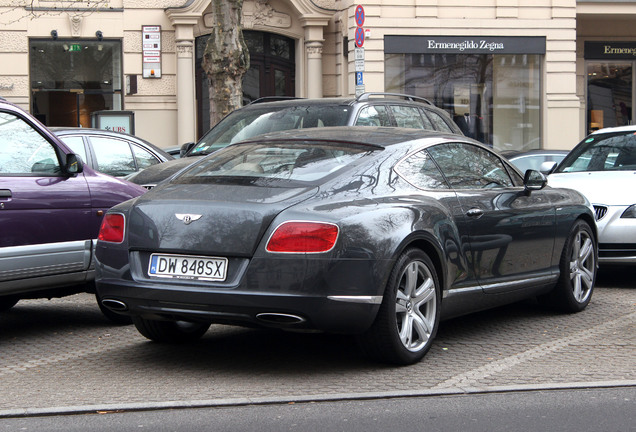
[266,221,339,253]
[98,213,125,243]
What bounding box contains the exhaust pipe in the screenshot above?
[256,312,305,326]
[101,298,129,312]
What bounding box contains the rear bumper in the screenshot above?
[96,280,381,334]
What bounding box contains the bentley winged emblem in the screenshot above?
[175,213,202,225]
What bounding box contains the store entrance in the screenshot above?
[29,40,123,127]
[587,62,633,133]
[195,31,295,139]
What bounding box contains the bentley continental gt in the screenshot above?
[95,127,597,364]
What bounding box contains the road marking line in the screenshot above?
[434,311,636,389]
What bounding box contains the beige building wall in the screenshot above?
[340,0,580,149]
[0,0,184,148]
[576,2,636,141]
[1,1,635,150]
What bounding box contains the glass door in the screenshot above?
[587,62,633,133]
[30,40,123,127]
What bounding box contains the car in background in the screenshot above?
[96,126,597,365]
[501,149,568,173]
[546,125,636,265]
[51,128,173,178]
[0,100,146,322]
[126,92,463,189]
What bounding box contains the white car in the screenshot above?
[546,125,636,265]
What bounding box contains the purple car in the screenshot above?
[0,99,146,322]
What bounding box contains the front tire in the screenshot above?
[358,248,441,365]
[133,317,210,343]
[543,219,597,312]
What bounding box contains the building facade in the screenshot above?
[0,0,634,152]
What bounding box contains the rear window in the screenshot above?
[557,132,636,172]
[190,105,352,156]
[174,141,376,184]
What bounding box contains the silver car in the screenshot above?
[546,125,636,265]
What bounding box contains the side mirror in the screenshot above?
[180,141,195,157]
[524,169,547,193]
[539,160,557,175]
[64,153,83,175]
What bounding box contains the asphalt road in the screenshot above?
[0,266,634,418]
[1,387,634,431]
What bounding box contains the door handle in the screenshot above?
[466,208,484,217]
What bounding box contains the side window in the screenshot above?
[425,110,454,133]
[57,135,88,163]
[132,144,161,170]
[394,149,449,190]
[417,109,435,130]
[89,136,135,177]
[355,105,392,127]
[505,162,524,185]
[0,112,60,175]
[428,142,514,189]
[390,105,426,129]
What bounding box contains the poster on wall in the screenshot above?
[142,25,162,78]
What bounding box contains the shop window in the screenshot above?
[386,53,542,152]
[586,62,633,133]
[29,40,122,127]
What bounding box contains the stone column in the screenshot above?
[174,24,196,145]
[305,40,323,98]
[165,0,210,144]
[303,22,326,98]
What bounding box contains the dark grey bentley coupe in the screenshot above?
[95,127,597,365]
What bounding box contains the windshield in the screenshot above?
[189,105,352,156]
[556,131,636,172]
[174,141,375,185]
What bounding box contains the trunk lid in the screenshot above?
[127,182,318,256]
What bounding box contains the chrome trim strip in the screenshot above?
[327,295,383,304]
[480,274,558,292]
[443,273,558,298]
[599,256,636,264]
[442,285,482,299]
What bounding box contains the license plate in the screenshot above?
[148,254,228,281]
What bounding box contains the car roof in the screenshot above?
[50,127,173,158]
[51,127,146,141]
[241,92,436,111]
[235,125,468,149]
[590,125,636,135]
[501,149,569,158]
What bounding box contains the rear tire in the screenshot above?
[358,248,441,365]
[0,296,19,312]
[133,317,210,343]
[542,220,597,312]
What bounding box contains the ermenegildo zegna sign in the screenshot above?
[585,41,636,59]
[385,36,546,55]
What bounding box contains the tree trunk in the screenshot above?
[202,0,250,127]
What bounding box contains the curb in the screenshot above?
[2,380,635,419]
